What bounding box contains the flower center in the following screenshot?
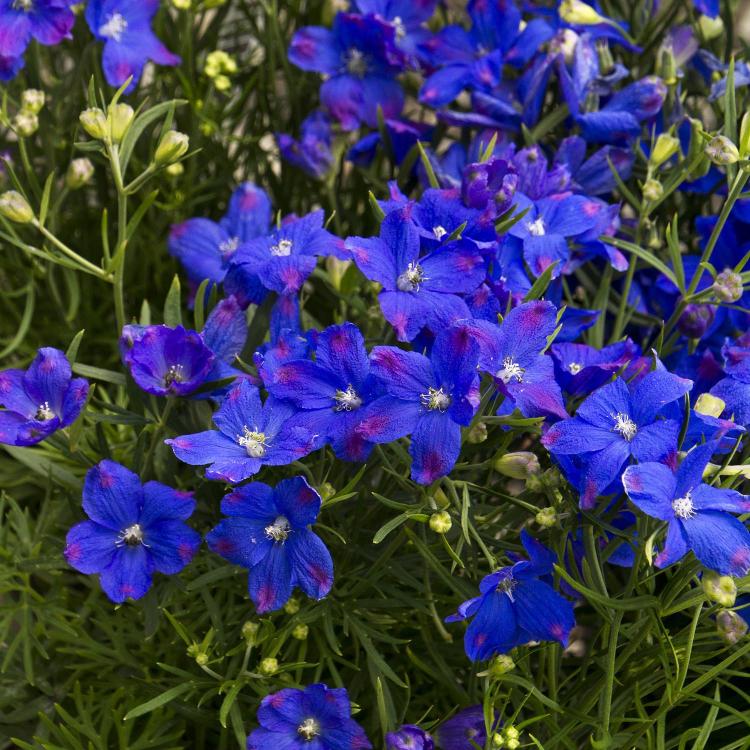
[265,515,291,543]
[35,401,54,421]
[672,492,696,520]
[118,523,144,547]
[164,364,185,387]
[496,574,517,601]
[270,238,293,257]
[397,262,427,292]
[420,386,451,412]
[433,225,447,240]
[568,362,582,374]
[12,0,33,10]
[238,427,268,457]
[99,12,128,42]
[392,15,406,39]
[219,236,240,259]
[612,413,637,441]
[527,217,546,236]
[496,357,525,384]
[345,48,367,77]
[297,717,321,741]
[334,384,362,412]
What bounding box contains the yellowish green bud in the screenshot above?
[171,0,191,8]
[292,624,309,640]
[284,597,300,615]
[80,107,108,140]
[489,654,515,677]
[214,75,232,92]
[642,178,664,202]
[466,421,488,444]
[0,190,34,223]
[716,609,748,645]
[429,510,452,534]
[318,482,336,501]
[107,103,135,143]
[705,135,740,166]
[155,131,189,166]
[702,571,737,607]
[650,133,680,168]
[14,111,38,137]
[535,507,557,528]
[492,733,505,748]
[559,0,608,25]
[241,621,260,641]
[259,657,278,675]
[504,726,520,742]
[325,256,351,290]
[698,13,724,41]
[166,162,184,177]
[712,268,743,303]
[65,157,94,189]
[195,651,209,666]
[494,451,541,479]
[505,740,520,750]
[740,112,750,159]
[695,393,726,419]
[21,89,45,114]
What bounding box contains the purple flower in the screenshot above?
[168,182,272,287]
[357,325,479,484]
[0,347,88,446]
[543,367,693,508]
[278,110,334,180]
[623,442,750,576]
[386,725,433,750]
[266,323,379,462]
[0,0,74,63]
[461,157,518,216]
[207,477,333,613]
[166,379,318,484]
[246,683,372,750]
[64,460,200,603]
[436,706,500,750]
[346,208,485,342]
[711,336,750,427]
[289,12,405,130]
[85,0,180,93]
[446,531,574,660]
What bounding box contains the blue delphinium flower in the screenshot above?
[246,683,372,750]
[0,347,88,446]
[166,379,318,484]
[207,477,333,613]
[711,335,750,427]
[278,110,334,180]
[357,325,479,484]
[85,0,180,93]
[623,442,750,576]
[435,706,500,750]
[288,12,404,130]
[346,208,485,342]
[446,530,575,660]
[64,460,201,603]
[551,339,638,397]
[386,725,433,750]
[0,0,75,79]
[266,322,380,462]
[543,366,693,508]
[168,182,272,287]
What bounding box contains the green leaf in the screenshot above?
[38,173,55,228]
[123,682,193,721]
[417,141,439,189]
[524,262,559,301]
[219,681,244,728]
[601,236,678,286]
[373,512,416,544]
[65,330,85,364]
[163,275,182,327]
[72,363,127,386]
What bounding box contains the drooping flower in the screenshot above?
[623,442,750,576]
[246,683,372,750]
[266,322,380,462]
[207,476,333,613]
[64,460,201,603]
[357,325,479,484]
[446,531,575,660]
[85,0,180,93]
[386,725,434,750]
[278,110,334,180]
[166,379,319,484]
[543,366,693,508]
[0,347,88,446]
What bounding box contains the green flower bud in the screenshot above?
[657,42,678,86]
[705,135,740,166]
[650,134,680,168]
[155,131,190,165]
[259,657,278,675]
[65,158,94,189]
[284,597,300,615]
[740,112,750,159]
[712,268,743,303]
[494,451,540,479]
[698,13,724,41]
[107,103,135,143]
[535,507,557,528]
[716,609,748,645]
[429,511,452,534]
[0,190,34,224]
[505,739,520,750]
[504,726,520,741]
[79,107,108,140]
[642,178,664,202]
[13,111,38,137]
[702,571,737,607]
[21,89,45,114]
[466,421,488,444]
[694,393,725,419]
[195,652,209,666]
[559,0,608,25]
[241,621,259,642]
[318,482,336,501]
[488,654,515,677]
[292,624,309,640]
[171,0,191,8]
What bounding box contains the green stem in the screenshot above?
[33,222,112,281]
[109,145,129,332]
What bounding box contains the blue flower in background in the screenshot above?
[207,477,333,613]
[85,0,180,93]
[0,347,88,446]
[246,683,372,750]
[168,182,272,287]
[446,530,575,660]
[711,334,750,427]
[357,325,479,484]
[166,379,319,484]
[278,110,334,180]
[64,460,201,603]
[551,339,639,396]
[623,442,750,576]
[386,725,434,750]
[435,706,500,750]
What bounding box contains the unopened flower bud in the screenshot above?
[107,103,135,143]
[195,651,209,666]
[466,421,488,444]
[642,178,664,201]
[292,624,309,640]
[284,597,300,615]
[535,507,557,528]
[698,13,724,41]
[678,303,715,339]
[505,739,520,750]
[13,111,38,137]
[80,107,108,140]
[702,572,737,607]
[318,482,336,501]
[494,451,541,479]
[155,131,189,165]
[325,256,351,291]
[658,43,678,86]
[559,0,607,25]
[0,190,34,223]
[740,112,750,159]
[66,158,94,189]
[695,393,725,419]
[489,654,515,677]
[214,74,232,91]
[172,0,191,8]
[716,609,748,645]
[492,733,505,748]
[650,133,680,168]
[21,89,45,114]
[259,657,278,675]
[166,162,184,177]
[705,135,740,166]
[504,727,520,742]
[429,510,452,534]
[241,621,259,642]
[712,268,743,303]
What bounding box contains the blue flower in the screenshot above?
[543,366,693,508]
[0,347,88,446]
[435,706,500,750]
[289,12,405,130]
[711,335,750,427]
[166,379,319,484]
[207,477,333,613]
[278,110,334,180]
[623,442,750,576]
[266,323,380,463]
[85,0,180,93]
[0,52,24,82]
[246,683,372,750]
[64,460,201,603]
[168,182,272,287]
[0,0,74,70]
[346,208,485,342]
[357,325,479,484]
[386,725,433,750]
[446,530,575,660]
[551,339,639,397]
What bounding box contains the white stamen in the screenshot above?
[238,427,269,457]
[497,575,517,602]
[527,217,546,236]
[219,236,240,258]
[345,48,367,76]
[420,386,451,412]
[13,0,33,9]
[612,413,637,441]
[99,12,128,42]
[35,401,54,421]
[672,492,696,520]
[392,15,406,39]
[265,515,291,542]
[568,362,582,374]
[164,364,185,387]
[117,523,144,547]
[433,225,447,240]
[396,262,427,292]
[334,384,362,412]
[496,356,525,384]
[270,238,293,257]
[297,717,321,740]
